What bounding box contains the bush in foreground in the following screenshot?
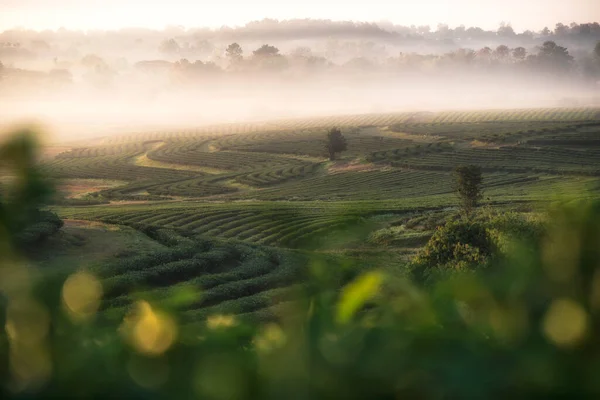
[0,200,598,398]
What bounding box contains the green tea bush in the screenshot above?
[409,219,494,282]
[14,210,64,248]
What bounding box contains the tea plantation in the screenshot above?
[44,107,600,320]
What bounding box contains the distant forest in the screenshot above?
[1,19,600,107]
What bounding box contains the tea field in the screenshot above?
[44,107,600,321]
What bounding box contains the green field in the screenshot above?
[43,107,600,321]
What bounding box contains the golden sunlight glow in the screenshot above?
[5,299,52,390]
[123,301,178,356]
[206,314,237,330]
[543,298,588,347]
[62,271,103,321]
[254,323,287,353]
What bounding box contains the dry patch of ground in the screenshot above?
[223,179,258,191]
[133,142,227,174]
[199,140,220,153]
[380,128,441,143]
[328,161,380,173]
[470,140,501,149]
[59,179,126,199]
[108,200,153,205]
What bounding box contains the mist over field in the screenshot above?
[2,19,600,141]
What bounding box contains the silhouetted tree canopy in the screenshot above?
[494,45,510,59]
[533,41,574,74]
[512,47,527,60]
[325,127,347,161]
[226,43,243,62]
[160,38,180,55]
[454,165,483,217]
[253,44,280,57]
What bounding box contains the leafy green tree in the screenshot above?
[325,127,347,161]
[410,219,493,282]
[454,165,483,217]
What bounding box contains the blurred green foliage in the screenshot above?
[1,129,600,398]
[0,129,62,252]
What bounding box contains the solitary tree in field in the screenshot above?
[325,127,347,161]
[454,165,483,217]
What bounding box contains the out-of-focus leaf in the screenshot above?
[336,271,383,324]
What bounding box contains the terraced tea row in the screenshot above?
[524,124,600,147]
[232,168,560,202]
[63,206,364,248]
[389,121,580,141]
[91,231,309,323]
[429,108,600,123]
[369,142,453,162]
[269,108,599,131]
[234,163,323,187]
[148,140,313,171]
[45,143,198,183]
[215,129,414,158]
[101,122,277,144]
[76,108,600,149]
[270,112,417,130]
[391,146,600,175]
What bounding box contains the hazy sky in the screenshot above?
[1,0,599,32]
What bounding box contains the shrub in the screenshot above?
[14,210,64,248]
[410,219,493,283]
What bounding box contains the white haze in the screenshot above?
[2,21,600,143]
[2,74,597,143]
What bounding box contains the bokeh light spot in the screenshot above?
[207,314,237,330]
[254,323,286,353]
[543,298,588,347]
[124,301,178,356]
[62,271,103,321]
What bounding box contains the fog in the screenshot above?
[2,19,600,142]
